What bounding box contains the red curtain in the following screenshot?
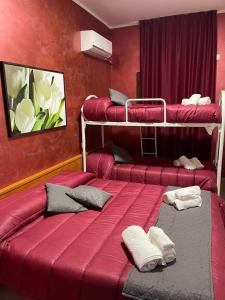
[140,11,217,159]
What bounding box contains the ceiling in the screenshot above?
[72,0,225,28]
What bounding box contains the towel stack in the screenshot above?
[173,155,204,170]
[122,225,175,272]
[147,227,176,265]
[163,186,202,211]
[181,94,211,105]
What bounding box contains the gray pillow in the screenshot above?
[112,144,134,163]
[66,185,112,209]
[46,183,88,213]
[109,88,130,106]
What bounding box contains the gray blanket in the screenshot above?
[122,189,213,300]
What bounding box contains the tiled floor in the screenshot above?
[220,177,225,199]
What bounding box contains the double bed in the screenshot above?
[0,170,224,300]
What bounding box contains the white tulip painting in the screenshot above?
[2,62,67,136]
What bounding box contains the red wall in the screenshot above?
[216,13,225,174]
[111,26,141,154]
[0,0,111,188]
[111,26,139,98]
[216,13,225,101]
[111,16,225,162]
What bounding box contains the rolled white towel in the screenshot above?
[175,185,201,200]
[174,195,202,210]
[190,157,204,169]
[189,94,201,104]
[198,97,211,105]
[162,248,176,264]
[147,226,176,264]
[163,190,176,204]
[181,98,190,105]
[173,159,181,167]
[178,155,196,170]
[122,225,163,272]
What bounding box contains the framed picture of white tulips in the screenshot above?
[1,62,66,137]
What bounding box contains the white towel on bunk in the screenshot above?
[198,97,211,105]
[190,157,204,169]
[181,94,201,105]
[122,225,163,272]
[181,98,190,105]
[173,159,181,167]
[174,185,201,200]
[147,226,176,264]
[178,155,196,170]
[189,94,202,104]
[174,195,202,210]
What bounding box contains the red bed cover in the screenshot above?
[0,171,224,300]
[83,97,221,123]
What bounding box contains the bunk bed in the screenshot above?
[81,91,225,195]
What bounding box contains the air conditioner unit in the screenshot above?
[80,30,112,61]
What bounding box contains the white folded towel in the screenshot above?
[174,185,201,200]
[198,97,211,105]
[147,226,176,264]
[122,225,163,272]
[181,98,190,105]
[178,155,196,170]
[174,195,202,210]
[163,190,176,204]
[190,157,204,169]
[162,248,176,264]
[173,159,181,167]
[189,94,201,104]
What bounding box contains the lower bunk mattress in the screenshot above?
[87,150,217,192]
[0,171,224,300]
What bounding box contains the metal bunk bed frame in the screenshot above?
[81,91,225,195]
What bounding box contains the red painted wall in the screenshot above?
[111,26,141,154]
[216,13,225,174]
[111,26,140,98]
[0,0,111,188]
[216,13,225,101]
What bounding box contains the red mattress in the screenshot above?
[0,171,224,300]
[83,97,221,123]
[87,150,217,192]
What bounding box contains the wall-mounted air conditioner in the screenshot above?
[80,30,112,61]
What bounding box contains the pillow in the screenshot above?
[46,183,88,213]
[66,185,112,209]
[109,88,130,106]
[112,144,134,163]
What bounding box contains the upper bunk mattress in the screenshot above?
[83,97,221,123]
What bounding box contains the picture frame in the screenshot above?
[1,61,67,137]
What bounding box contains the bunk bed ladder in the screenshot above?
[140,127,157,157]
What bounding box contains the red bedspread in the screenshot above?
[87,150,217,192]
[0,171,224,300]
[83,97,221,123]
